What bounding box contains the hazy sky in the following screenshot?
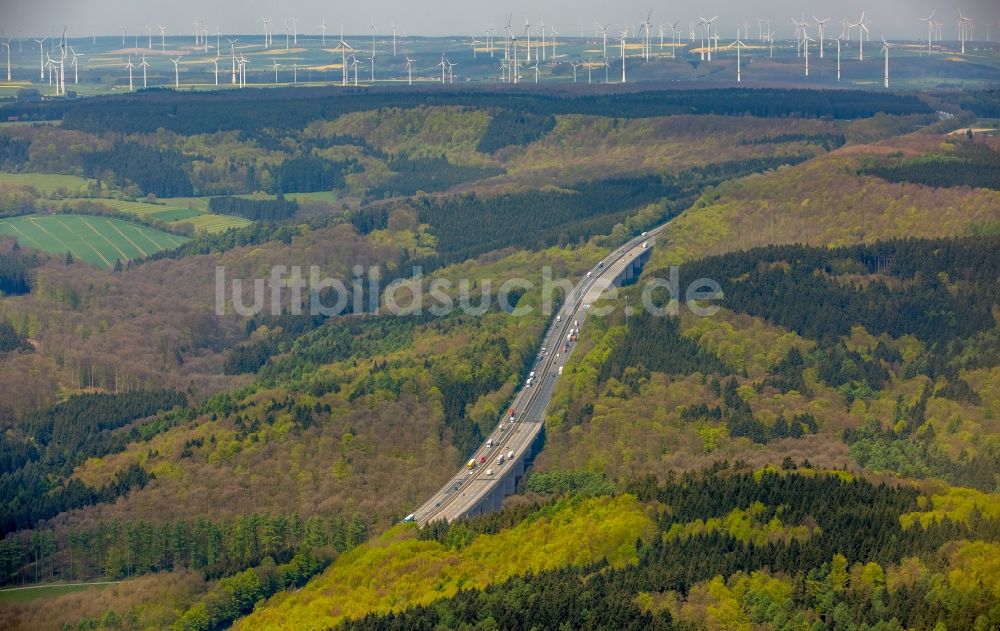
[3,0,999,40]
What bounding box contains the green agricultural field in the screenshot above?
[60,197,252,234]
[0,172,93,195]
[181,213,253,233]
[0,214,189,268]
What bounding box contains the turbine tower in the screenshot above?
[35,37,47,80]
[139,54,149,88]
[813,16,830,58]
[880,36,893,88]
[171,56,182,88]
[2,40,11,81]
[958,11,972,55]
[919,11,936,53]
[125,54,135,91]
[849,12,868,60]
[728,38,746,82]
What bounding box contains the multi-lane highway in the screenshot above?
[411,226,663,525]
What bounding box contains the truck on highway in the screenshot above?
[486,469,494,476]
[467,458,476,470]
[497,453,505,465]
[507,450,514,460]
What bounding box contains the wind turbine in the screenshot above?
[569,60,579,82]
[392,24,398,56]
[405,56,414,85]
[619,29,627,82]
[211,55,219,85]
[804,34,813,76]
[125,54,134,91]
[697,18,707,60]
[539,19,546,61]
[158,25,166,52]
[369,53,375,83]
[880,36,893,88]
[369,21,376,58]
[121,26,127,47]
[238,54,248,87]
[291,17,298,45]
[700,16,718,61]
[849,12,868,60]
[586,58,593,83]
[958,11,972,55]
[263,18,271,48]
[531,60,539,83]
[834,30,843,81]
[271,58,280,83]
[170,56,182,88]
[35,37,47,80]
[920,11,936,53]
[351,55,360,86]
[728,37,746,82]
[790,17,808,57]
[2,40,11,81]
[641,9,653,61]
[669,21,680,59]
[813,16,830,58]
[138,54,149,88]
[335,30,354,86]
[227,38,239,84]
[599,24,609,60]
[320,19,327,46]
[524,18,532,63]
[146,25,152,49]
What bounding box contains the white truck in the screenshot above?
[497,454,505,465]
[507,450,514,460]
[558,366,564,375]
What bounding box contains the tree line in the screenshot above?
[0,511,367,586]
[0,247,37,296]
[476,109,557,153]
[0,133,30,170]
[3,87,932,136]
[267,155,356,194]
[860,141,1000,191]
[82,140,194,197]
[208,194,299,221]
[366,155,502,199]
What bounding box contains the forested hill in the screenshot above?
[3,87,930,135]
